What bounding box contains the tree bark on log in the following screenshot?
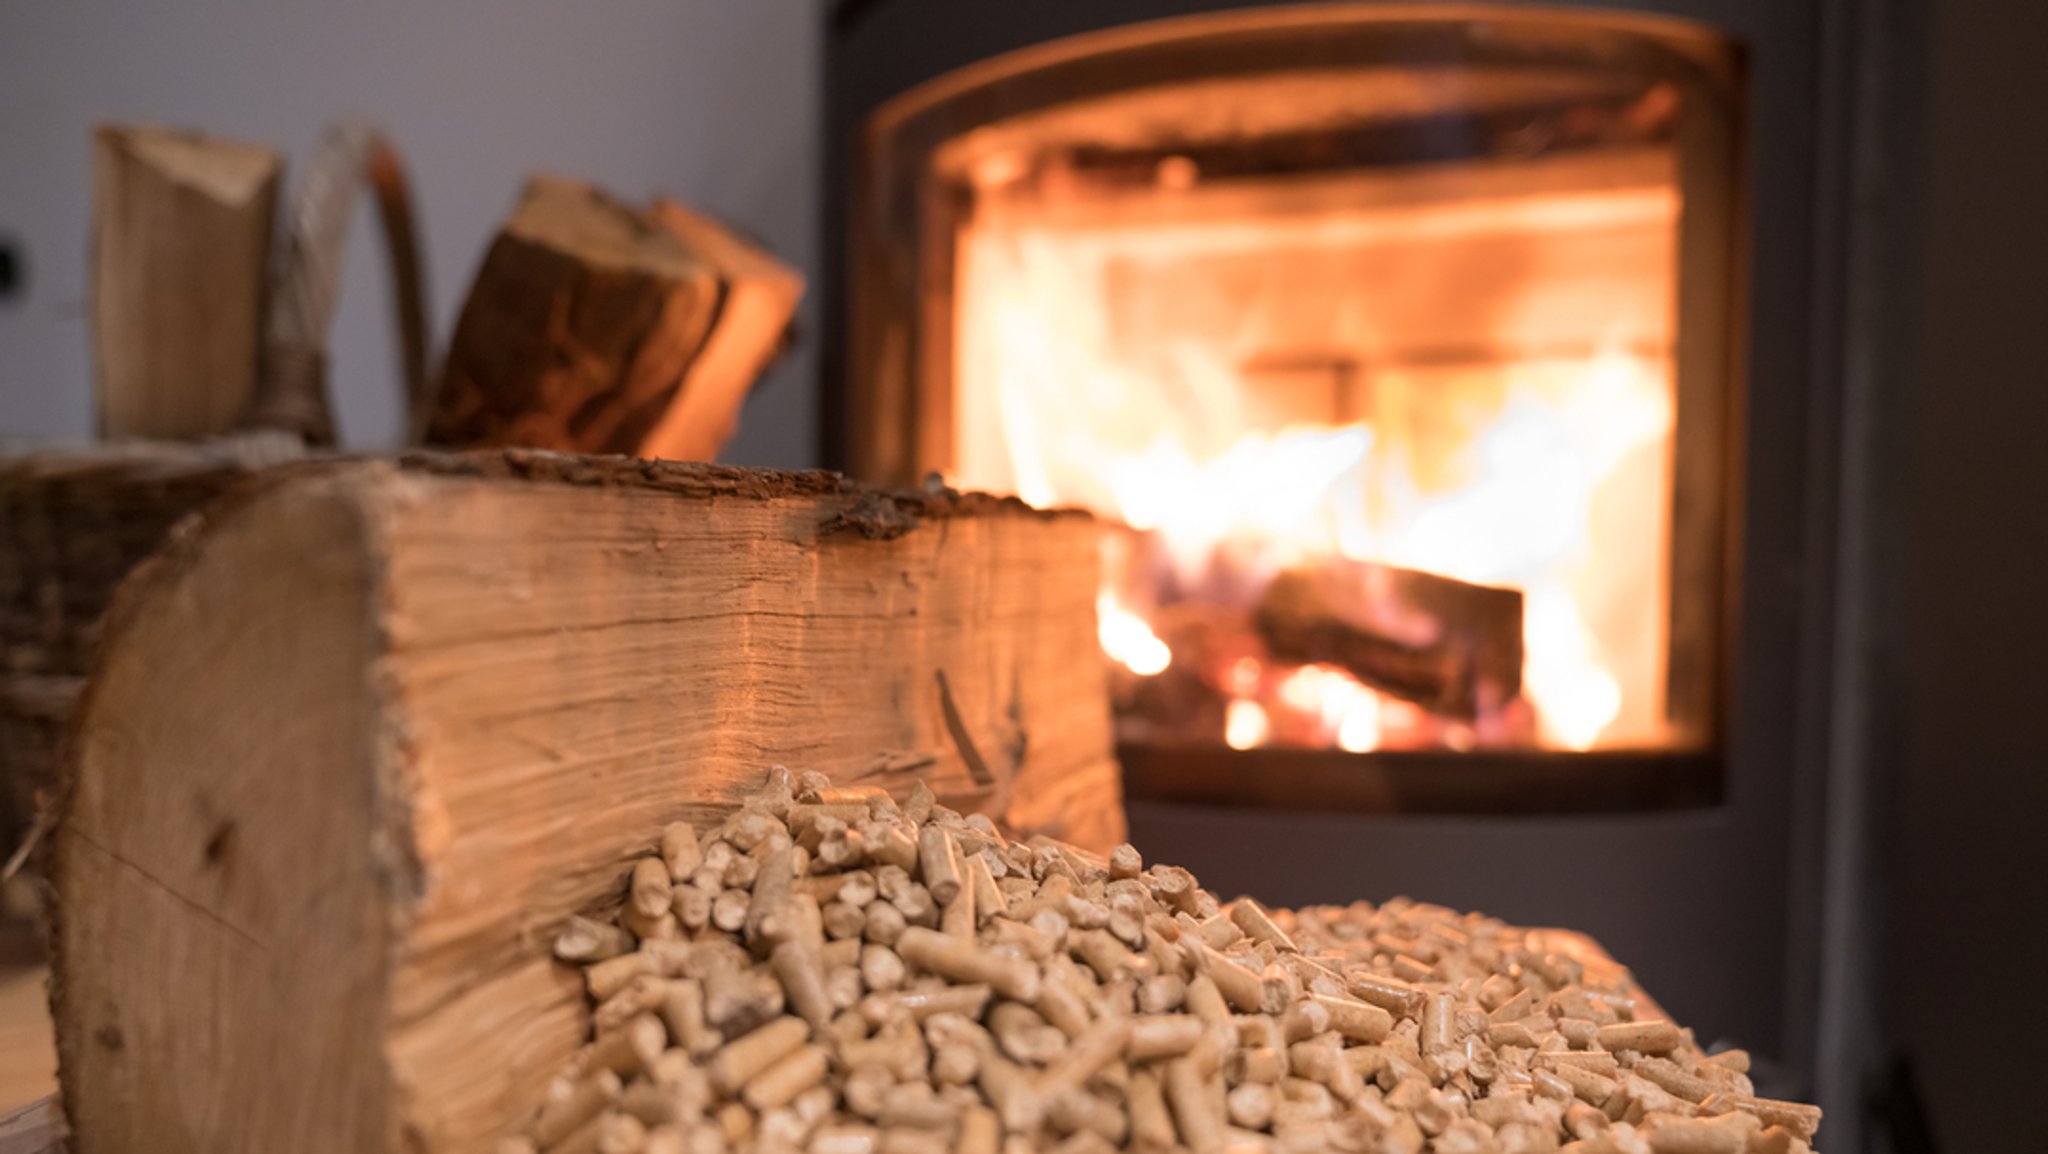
[50,452,1119,1154]
[1,441,291,846]
[1253,561,1524,718]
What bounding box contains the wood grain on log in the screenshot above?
[91,125,281,441]
[424,177,723,456]
[1253,560,1523,718]
[50,452,1119,1154]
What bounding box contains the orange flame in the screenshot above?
[953,161,1681,752]
[1098,592,1172,677]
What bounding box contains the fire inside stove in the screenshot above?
[853,9,1739,766]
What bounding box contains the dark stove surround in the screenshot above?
[824,1,1921,1145]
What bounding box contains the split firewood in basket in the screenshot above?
[92,124,282,441]
[505,767,1822,1154]
[425,176,800,462]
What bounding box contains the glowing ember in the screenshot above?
[1279,664,1384,753]
[1098,593,1172,677]
[953,153,1683,753]
[1224,698,1271,750]
[1228,658,1263,698]
[1337,698,1381,754]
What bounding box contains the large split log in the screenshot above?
[1253,560,1524,718]
[91,125,282,440]
[50,452,1119,1154]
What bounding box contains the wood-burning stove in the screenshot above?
[840,7,1742,815]
[826,1,1917,1143]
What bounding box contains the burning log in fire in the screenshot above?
[1109,558,1536,754]
[1252,560,1523,721]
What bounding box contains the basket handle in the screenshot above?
[240,122,431,446]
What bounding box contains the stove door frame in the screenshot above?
[842,4,1743,804]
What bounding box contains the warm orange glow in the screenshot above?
[955,151,1681,752]
[1279,664,1384,752]
[1098,592,1172,677]
[1224,698,1271,750]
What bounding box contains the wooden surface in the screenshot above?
[51,452,1119,1154]
[91,125,281,440]
[425,177,723,456]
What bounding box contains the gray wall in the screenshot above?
[0,0,821,468]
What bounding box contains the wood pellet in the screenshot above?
[503,768,1822,1154]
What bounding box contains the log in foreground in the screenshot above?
[50,452,1119,1154]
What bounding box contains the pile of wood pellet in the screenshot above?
[503,769,1822,1154]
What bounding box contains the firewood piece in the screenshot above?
[642,200,804,462]
[50,451,1119,1154]
[424,177,722,456]
[91,124,282,440]
[1252,560,1523,718]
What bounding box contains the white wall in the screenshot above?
[0,0,820,467]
